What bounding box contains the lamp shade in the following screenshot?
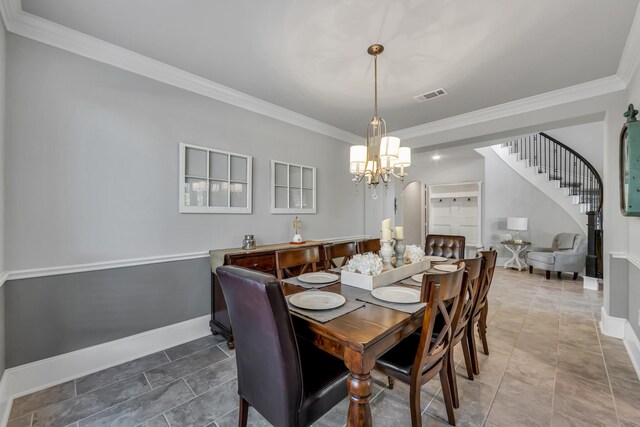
[507,217,528,231]
[380,136,400,159]
[350,145,367,164]
[395,147,411,167]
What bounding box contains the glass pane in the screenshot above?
[230,156,247,182]
[209,180,229,207]
[289,187,301,209]
[302,167,314,189]
[230,182,247,208]
[302,189,313,209]
[289,166,301,187]
[275,163,287,186]
[209,152,228,181]
[275,187,287,209]
[184,178,207,206]
[186,148,207,177]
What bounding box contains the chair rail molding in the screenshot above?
[0,0,361,145]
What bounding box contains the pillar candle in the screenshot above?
[382,229,392,241]
[395,226,404,240]
[381,218,391,231]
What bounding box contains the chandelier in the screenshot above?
[349,44,411,196]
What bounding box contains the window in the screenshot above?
[179,143,252,213]
[271,160,316,214]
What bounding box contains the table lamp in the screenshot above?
[507,217,528,242]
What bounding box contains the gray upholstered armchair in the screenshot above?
[525,233,587,280]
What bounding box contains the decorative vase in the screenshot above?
[242,234,256,250]
[394,238,406,267]
[380,240,395,269]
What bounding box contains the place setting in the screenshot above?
[356,284,425,314]
[286,289,365,323]
[281,271,341,289]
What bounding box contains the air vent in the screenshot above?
[414,88,448,103]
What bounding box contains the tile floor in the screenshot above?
[7,268,640,427]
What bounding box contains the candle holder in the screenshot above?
[394,238,405,267]
[380,240,395,269]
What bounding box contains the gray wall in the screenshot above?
[546,121,604,177]
[5,34,364,271]
[0,18,7,377]
[3,34,365,366]
[477,146,584,257]
[5,258,210,367]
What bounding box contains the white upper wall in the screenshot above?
[0,18,6,274]
[545,122,604,176]
[4,34,365,270]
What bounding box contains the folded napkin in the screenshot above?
[357,290,425,314]
[282,276,337,289]
[286,294,365,323]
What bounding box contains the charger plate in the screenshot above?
[289,291,346,310]
[371,286,421,304]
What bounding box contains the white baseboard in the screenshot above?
[624,321,640,380]
[0,315,211,426]
[583,276,599,291]
[600,306,626,338]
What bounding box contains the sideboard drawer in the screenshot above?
[233,254,275,272]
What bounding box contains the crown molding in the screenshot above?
[617,1,640,85]
[394,75,626,141]
[0,0,362,145]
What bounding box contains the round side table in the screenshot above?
[501,241,531,271]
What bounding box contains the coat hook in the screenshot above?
[453,198,457,202]
[467,197,471,201]
[439,199,442,202]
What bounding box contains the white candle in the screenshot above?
[382,229,392,241]
[395,226,404,240]
[381,218,391,231]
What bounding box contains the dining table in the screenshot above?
[280,262,454,427]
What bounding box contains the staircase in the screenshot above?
[492,132,603,278]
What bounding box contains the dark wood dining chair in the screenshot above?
[447,256,484,408]
[324,241,358,269]
[216,266,349,427]
[376,265,466,426]
[467,249,497,375]
[425,234,466,259]
[275,246,320,279]
[357,238,381,255]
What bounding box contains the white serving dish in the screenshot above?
[341,259,430,290]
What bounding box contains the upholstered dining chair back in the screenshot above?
[324,241,358,269]
[425,234,466,259]
[216,266,303,427]
[275,246,320,279]
[357,238,381,255]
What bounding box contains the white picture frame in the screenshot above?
[270,160,317,214]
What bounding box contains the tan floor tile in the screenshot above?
[553,371,617,426]
[557,343,608,384]
[603,346,640,383]
[611,376,640,421]
[425,378,496,427]
[457,348,509,387]
[485,389,552,427]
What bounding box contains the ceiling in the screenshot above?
[21,0,639,137]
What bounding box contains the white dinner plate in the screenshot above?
[297,272,340,284]
[433,264,458,272]
[289,291,346,310]
[423,255,448,262]
[372,286,421,304]
[411,274,425,283]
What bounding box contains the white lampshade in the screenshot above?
[507,217,528,231]
[380,136,400,159]
[395,147,411,167]
[349,145,367,164]
[350,161,365,174]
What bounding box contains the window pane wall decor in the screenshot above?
[271,160,316,214]
[179,143,252,213]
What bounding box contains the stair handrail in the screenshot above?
[538,132,603,215]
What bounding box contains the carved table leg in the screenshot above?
[347,372,372,427]
[344,348,373,427]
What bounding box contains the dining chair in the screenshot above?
[324,241,358,269]
[467,249,497,375]
[376,265,466,426]
[357,238,381,255]
[216,266,349,427]
[425,234,466,259]
[447,256,484,408]
[275,246,320,279]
